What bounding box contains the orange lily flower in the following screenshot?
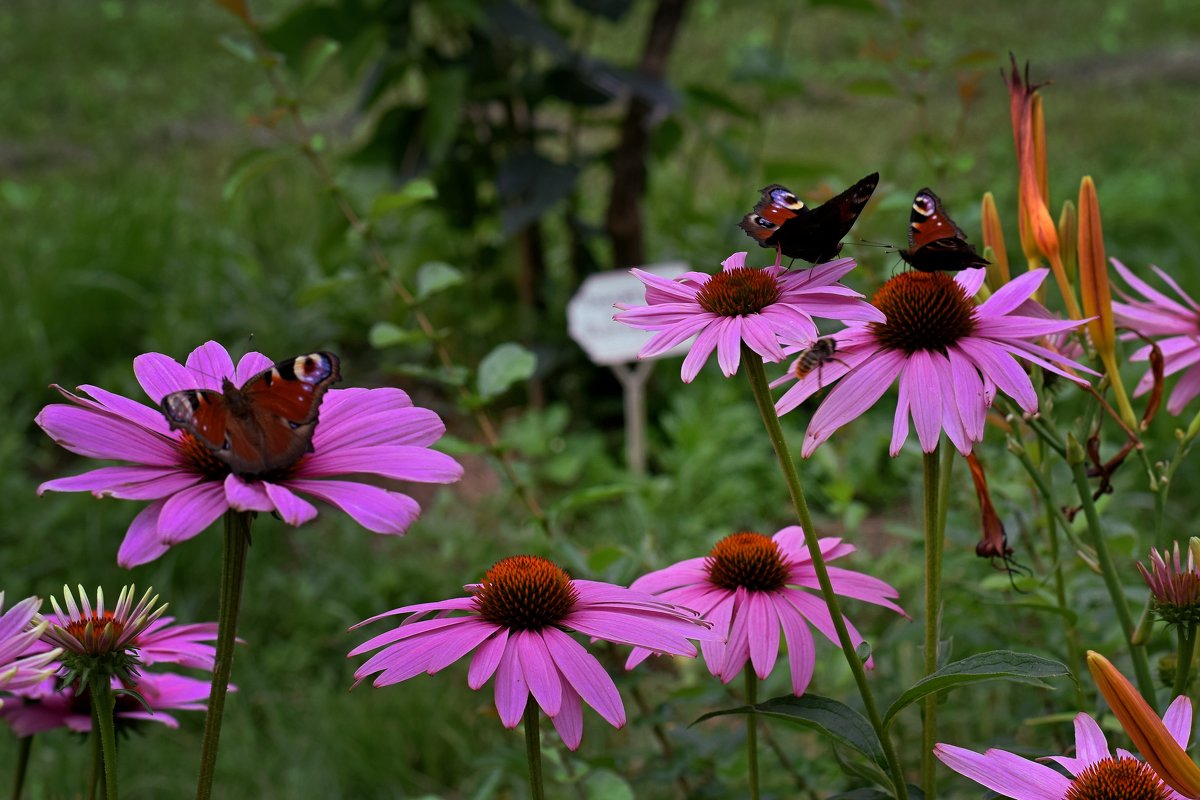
[1088,651,1200,798]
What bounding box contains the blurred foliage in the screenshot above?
[4,0,1200,797]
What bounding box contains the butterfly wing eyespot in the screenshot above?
[740,173,878,264]
[160,351,342,477]
[162,390,229,451]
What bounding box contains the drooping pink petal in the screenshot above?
[261,482,319,526]
[518,631,563,717]
[494,635,529,728]
[468,628,510,690]
[77,384,173,433]
[628,558,711,594]
[541,627,624,728]
[802,349,907,456]
[157,482,229,544]
[745,591,780,680]
[550,676,584,750]
[956,338,1037,413]
[1163,695,1193,748]
[118,500,171,568]
[772,592,816,696]
[285,479,420,535]
[224,474,275,513]
[978,269,1049,317]
[38,466,194,499]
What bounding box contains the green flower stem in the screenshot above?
[195,510,252,800]
[523,703,545,800]
[10,734,32,800]
[88,713,100,800]
[742,349,908,800]
[1068,456,1158,705]
[921,446,943,800]
[1174,623,1197,698]
[89,674,119,800]
[1040,460,1089,710]
[745,665,761,800]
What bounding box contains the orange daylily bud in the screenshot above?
[1078,176,1137,428]
[1088,651,1200,799]
[1058,199,1077,285]
[980,193,1010,290]
[1031,94,1049,204]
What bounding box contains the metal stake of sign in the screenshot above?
[610,360,654,475]
[566,263,692,476]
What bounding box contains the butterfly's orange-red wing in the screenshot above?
[240,353,340,424]
[162,390,230,451]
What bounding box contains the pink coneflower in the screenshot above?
[0,595,60,700]
[776,268,1091,456]
[625,527,906,694]
[614,252,884,383]
[935,696,1193,799]
[349,555,714,750]
[39,585,165,659]
[1111,260,1200,415]
[1138,543,1200,627]
[36,340,463,567]
[1,671,216,736]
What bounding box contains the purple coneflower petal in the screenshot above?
[38,466,190,498]
[1163,695,1193,748]
[118,500,171,567]
[746,591,780,680]
[234,351,274,384]
[77,384,172,433]
[933,745,1068,800]
[550,678,584,750]
[284,479,421,534]
[133,352,201,404]
[956,338,1038,413]
[802,349,906,457]
[468,629,509,690]
[36,404,179,467]
[518,631,563,716]
[224,474,276,513]
[564,610,696,656]
[423,619,498,674]
[541,626,624,728]
[628,558,710,594]
[978,269,1048,316]
[772,592,816,695]
[296,445,462,483]
[261,482,319,526]
[158,483,229,544]
[185,341,236,387]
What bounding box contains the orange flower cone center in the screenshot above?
[178,433,232,479]
[1065,757,1169,800]
[696,268,781,317]
[473,556,578,630]
[870,271,976,354]
[706,532,790,592]
[65,611,122,642]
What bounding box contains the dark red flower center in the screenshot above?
[473,556,578,631]
[706,532,791,592]
[696,268,781,317]
[869,272,976,354]
[1065,757,1169,800]
[65,611,121,643]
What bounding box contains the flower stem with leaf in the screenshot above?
[745,665,761,800]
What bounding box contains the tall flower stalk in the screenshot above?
[921,444,944,800]
[195,510,251,800]
[742,348,909,800]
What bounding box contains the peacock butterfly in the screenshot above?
[739,172,879,264]
[898,189,990,272]
[161,352,341,478]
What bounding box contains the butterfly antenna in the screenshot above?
[845,238,894,251]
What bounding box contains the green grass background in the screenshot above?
[4,0,1200,797]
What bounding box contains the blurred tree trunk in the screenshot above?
[605,0,691,269]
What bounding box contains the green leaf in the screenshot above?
[586,544,627,573]
[223,148,292,201]
[301,38,341,87]
[581,769,634,800]
[416,261,464,300]
[369,179,438,219]
[423,68,467,165]
[217,34,256,63]
[809,0,882,12]
[883,651,1071,728]
[368,322,425,349]
[694,694,887,771]
[477,343,537,398]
